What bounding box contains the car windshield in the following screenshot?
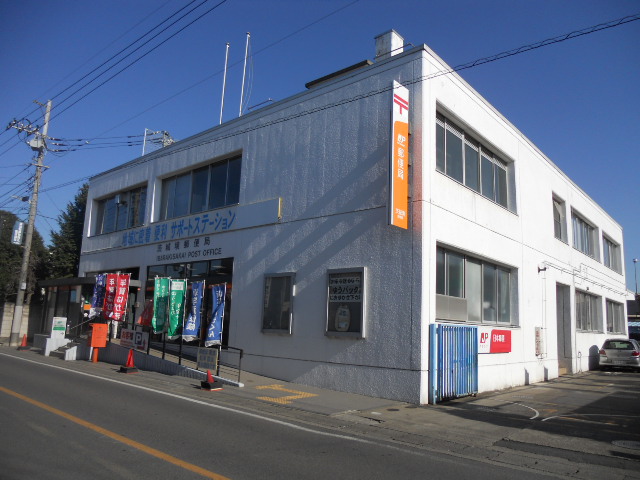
[603,341,635,350]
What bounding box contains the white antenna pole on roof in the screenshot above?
[219,42,230,125]
[239,32,250,117]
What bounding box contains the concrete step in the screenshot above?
[50,342,80,361]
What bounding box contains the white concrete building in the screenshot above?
[79,31,628,404]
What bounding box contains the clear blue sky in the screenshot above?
[0,0,638,291]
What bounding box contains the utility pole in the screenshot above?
[9,100,52,346]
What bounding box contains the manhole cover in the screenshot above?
[612,440,640,450]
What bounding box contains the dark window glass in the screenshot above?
[497,268,510,323]
[481,154,494,201]
[495,164,507,207]
[464,143,480,192]
[101,197,116,234]
[208,162,228,210]
[436,248,446,295]
[173,173,191,217]
[262,275,293,331]
[161,177,176,220]
[447,252,464,298]
[445,130,463,183]
[466,259,482,322]
[483,264,497,323]
[226,157,241,205]
[436,123,445,173]
[190,167,209,214]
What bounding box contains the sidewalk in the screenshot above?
[4,345,640,479]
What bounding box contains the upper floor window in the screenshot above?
[96,185,147,235]
[571,211,597,259]
[552,196,567,242]
[603,235,622,273]
[436,247,516,325]
[160,156,241,221]
[436,114,512,211]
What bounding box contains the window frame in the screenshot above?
[160,156,241,221]
[605,299,625,334]
[261,273,295,334]
[552,195,567,243]
[602,235,622,273]
[436,114,513,211]
[575,289,601,332]
[571,210,598,259]
[326,267,366,338]
[96,184,147,235]
[436,246,516,326]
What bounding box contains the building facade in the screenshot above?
[79,31,628,404]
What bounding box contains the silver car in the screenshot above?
[599,338,640,370]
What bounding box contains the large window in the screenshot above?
[606,299,625,334]
[436,114,511,210]
[572,211,597,259]
[96,185,147,234]
[603,235,622,273]
[436,247,516,325]
[262,273,294,333]
[160,156,241,221]
[575,290,601,332]
[552,196,567,242]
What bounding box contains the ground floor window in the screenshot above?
[262,273,294,334]
[575,290,601,332]
[436,246,516,325]
[606,299,625,334]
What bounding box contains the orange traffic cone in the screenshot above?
[200,369,223,391]
[119,349,139,374]
[17,334,30,351]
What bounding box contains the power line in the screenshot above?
[87,0,363,140]
[49,0,229,123]
[91,11,640,176]
[17,0,207,123]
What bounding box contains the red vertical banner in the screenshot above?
[390,81,410,229]
[102,273,130,321]
[113,274,130,322]
[102,274,118,320]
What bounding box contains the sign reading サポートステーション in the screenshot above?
[119,198,282,249]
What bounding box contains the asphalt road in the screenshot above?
[0,352,555,480]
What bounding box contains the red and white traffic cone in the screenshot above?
[200,369,223,391]
[17,334,30,351]
[119,349,139,374]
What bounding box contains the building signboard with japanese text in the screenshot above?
[326,268,366,337]
[479,328,512,354]
[389,81,410,229]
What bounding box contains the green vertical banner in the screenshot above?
[152,277,170,334]
[168,279,187,340]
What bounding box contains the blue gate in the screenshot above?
[429,324,478,403]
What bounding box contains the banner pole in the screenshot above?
[178,281,187,366]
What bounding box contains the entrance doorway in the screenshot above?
[145,257,234,346]
[556,283,572,375]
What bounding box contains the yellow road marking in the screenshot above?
[0,386,230,480]
[255,384,318,405]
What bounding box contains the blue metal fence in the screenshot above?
[429,324,478,403]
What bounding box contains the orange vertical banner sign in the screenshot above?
[390,81,409,229]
